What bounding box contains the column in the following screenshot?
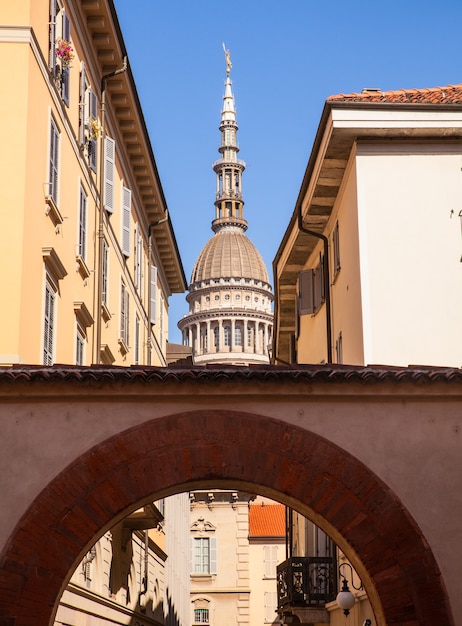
[231,318,235,352]
[218,319,223,352]
[195,322,200,355]
[206,320,211,354]
[243,319,248,353]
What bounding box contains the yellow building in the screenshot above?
[0,0,186,368]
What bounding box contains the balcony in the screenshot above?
[277,556,337,609]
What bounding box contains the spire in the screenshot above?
[212,46,247,233]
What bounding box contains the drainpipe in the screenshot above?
[298,206,333,364]
[93,57,128,365]
[147,211,169,365]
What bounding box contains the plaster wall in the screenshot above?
[356,141,462,367]
[0,374,460,624]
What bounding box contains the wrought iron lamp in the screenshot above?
[336,562,362,616]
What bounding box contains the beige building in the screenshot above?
[274,83,462,368]
[189,491,285,626]
[0,0,186,368]
[273,82,462,624]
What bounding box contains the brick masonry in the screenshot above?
[0,408,453,626]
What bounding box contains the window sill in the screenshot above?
[101,302,111,323]
[190,574,214,582]
[45,195,63,226]
[76,255,91,280]
[118,337,129,356]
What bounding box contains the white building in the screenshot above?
[274,82,462,367]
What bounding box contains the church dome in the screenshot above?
[191,227,270,286]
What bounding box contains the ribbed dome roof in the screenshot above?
[191,227,270,285]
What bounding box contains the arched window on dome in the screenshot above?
[234,325,242,346]
[213,326,219,350]
[224,325,231,347]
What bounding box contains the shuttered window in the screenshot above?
[333,221,341,275]
[48,0,57,74]
[121,187,131,257]
[60,12,70,106]
[49,118,60,204]
[263,545,279,579]
[298,260,324,316]
[102,240,109,306]
[150,265,157,325]
[103,137,115,213]
[88,90,98,171]
[191,537,217,575]
[134,224,143,294]
[264,592,278,623]
[43,282,55,365]
[78,186,87,260]
[79,65,87,146]
[120,280,129,347]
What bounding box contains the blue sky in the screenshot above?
[114,0,462,343]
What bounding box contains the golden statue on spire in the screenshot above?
[222,43,232,74]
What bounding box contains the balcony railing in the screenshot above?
[277,556,337,608]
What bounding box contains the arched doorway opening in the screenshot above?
[0,410,452,625]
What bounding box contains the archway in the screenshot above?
[0,410,452,626]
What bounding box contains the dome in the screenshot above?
[191,227,270,286]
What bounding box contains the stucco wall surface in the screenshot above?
[0,366,460,625]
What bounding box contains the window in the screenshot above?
[76,326,85,365]
[333,221,341,276]
[264,592,279,623]
[134,315,140,365]
[234,325,242,346]
[150,265,157,325]
[88,91,98,171]
[120,280,129,350]
[103,137,115,213]
[223,325,231,347]
[191,537,217,575]
[48,117,60,205]
[121,186,131,257]
[247,325,254,348]
[194,609,209,624]
[213,326,219,348]
[102,240,109,307]
[263,545,279,578]
[134,224,143,294]
[49,1,72,105]
[43,280,56,365]
[298,259,324,316]
[78,185,87,261]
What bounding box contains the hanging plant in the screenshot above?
[55,38,75,68]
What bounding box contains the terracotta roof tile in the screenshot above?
[249,503,285,537]
[327,83,462,104]
[0,363,462,386]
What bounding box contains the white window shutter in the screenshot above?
[103,137,115,213]
[150,265,157,325]
[121,186,131,257]
[209,536,217,574]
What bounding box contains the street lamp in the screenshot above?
[336,562,362,616]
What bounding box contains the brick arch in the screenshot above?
[0,409,452,626]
